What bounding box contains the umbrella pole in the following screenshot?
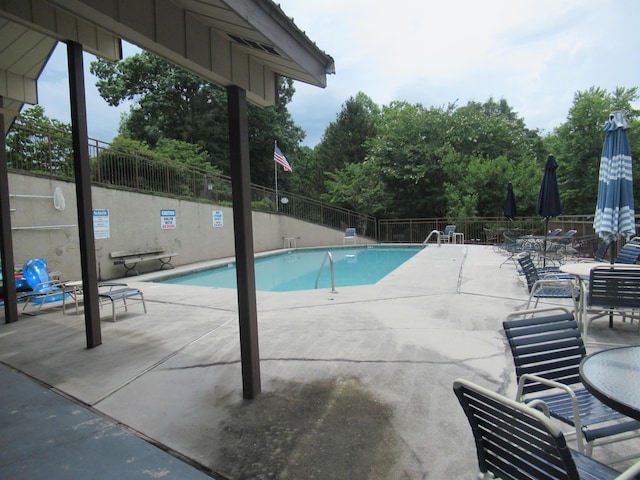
[609,238,616,328]
[542,218,548,267]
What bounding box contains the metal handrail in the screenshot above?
[315,252,337,293]
[422,229,442,246]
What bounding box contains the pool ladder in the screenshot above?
[315,252,338,293]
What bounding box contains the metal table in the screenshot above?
[580,345,640,421]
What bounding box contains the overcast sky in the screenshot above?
[37,0,640,147]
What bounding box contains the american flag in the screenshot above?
[274,144,292,172]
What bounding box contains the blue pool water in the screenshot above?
[157,246,420,292]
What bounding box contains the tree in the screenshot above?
[90,52,303,186]
[442,98,545,217]
[314,92,380,174]
[322,159,389,216]
[6,106,74,176]
[545,86,640,214]
[366,101,450,218]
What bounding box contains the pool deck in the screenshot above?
[1,244,639,479]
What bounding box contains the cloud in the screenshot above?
[37,42,138,142]
[279,0,640,145]
[34,1,640,147]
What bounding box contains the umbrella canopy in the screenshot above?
[536,154,562,267]
[593,111,636,242]
[536,154,562,222]
[503,182,517,220]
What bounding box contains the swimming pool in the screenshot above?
[156,246,421,292]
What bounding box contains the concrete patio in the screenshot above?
[1,244,639,479]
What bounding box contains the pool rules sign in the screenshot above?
[161,209,176,230]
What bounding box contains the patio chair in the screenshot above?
[613,239,640,264]
[497,230,530,268]
[516,252,579,312]
[503,306,640,458]
[539,229,577,266]
[578,238,613,263]
[439,225,456,244]
[20,258,75,314]
[584,266,640,337]
[453,378,640,480]
[343,227,356,245]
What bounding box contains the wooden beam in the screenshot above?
[0,96,19,323]
[67,41,101,348]
[227,84,261,399]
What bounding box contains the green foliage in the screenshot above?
[90,52,302,187]
[545,86,640,214]
[314,92,380,172]
[322,159,389,216]
[251,196,276,212]
[6,105,74,177]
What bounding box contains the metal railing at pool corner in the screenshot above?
[315,252,337,293]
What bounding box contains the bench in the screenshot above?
[99,287,146,322]
[110,248,179,276]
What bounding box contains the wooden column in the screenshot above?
[227,85,261,399]
[0,97,18,323]
[67,41,101,348]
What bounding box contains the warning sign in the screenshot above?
[160,209,176,230]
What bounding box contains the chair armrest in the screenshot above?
[531,278,577,293]
[616,459,640,480]
[516,373,582,433]
[516,373,579,405]
[32,280,65,292]
[526,398,551,417]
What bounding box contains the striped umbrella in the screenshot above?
[593,111,636,243]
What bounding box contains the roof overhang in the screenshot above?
[0,0,333,116]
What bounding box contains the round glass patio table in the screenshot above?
[580,345,640,421]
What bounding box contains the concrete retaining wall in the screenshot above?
[8,173,373,280]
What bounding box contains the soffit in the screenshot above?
[0,0,333,132]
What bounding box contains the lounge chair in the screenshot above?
[453,378,640,480]
[20,258,75,314]
[98,284,146,322]
[613,238,640,264]
[516,252,579,312]
[343,227,356,245]
[578,238,613,263]
[503,306,640,458]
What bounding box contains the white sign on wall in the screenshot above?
[212,210,223,228]
[161,209,176,230]
[93,209,110,239]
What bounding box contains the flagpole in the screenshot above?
[274,141,278,212]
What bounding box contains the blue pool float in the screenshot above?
[22,258,69,304]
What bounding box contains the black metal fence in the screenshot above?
[6,123,377,238]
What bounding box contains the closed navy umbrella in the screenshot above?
[504,182,517,220]
[536,154,562,266]
[593,111,636,247]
